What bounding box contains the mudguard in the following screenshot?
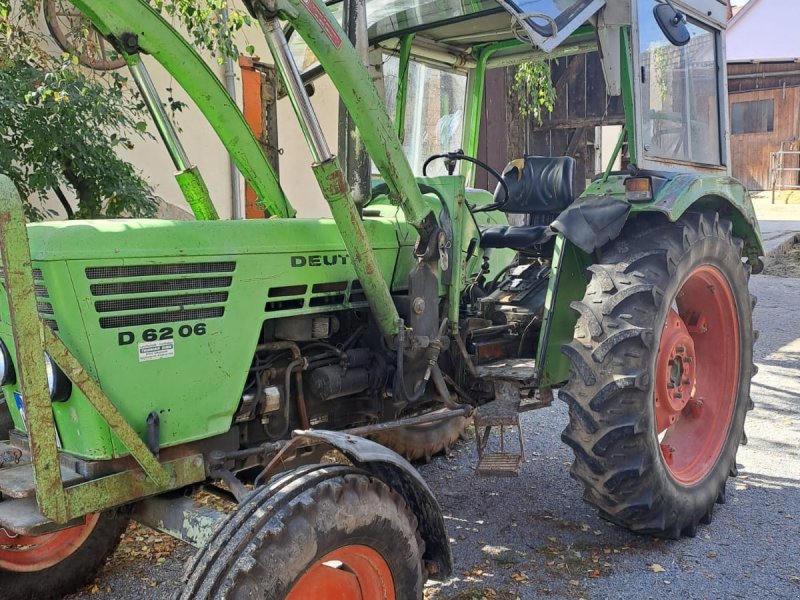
[293,429,453,579]
[551,173,764,264]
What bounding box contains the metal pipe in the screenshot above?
[263,18,331,163]
[342,407,472,437]
[221,8,244,220]
[127,55,191,171]
[257,341,310,430]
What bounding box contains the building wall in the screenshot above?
[727,62,800,190]
[726,0,800,62]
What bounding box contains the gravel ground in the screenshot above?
[70,269,800,600]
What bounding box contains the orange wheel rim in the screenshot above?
[0,512,100,572]
[286,544,395,600]
[655,265,740,484]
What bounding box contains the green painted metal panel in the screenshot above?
[0,216,416,460]
[583,173,764,260]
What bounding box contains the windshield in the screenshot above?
[383,56,467,176]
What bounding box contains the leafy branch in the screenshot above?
[512,59,557,126]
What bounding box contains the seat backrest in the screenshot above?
[493,155,575,214]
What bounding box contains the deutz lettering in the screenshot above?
[291,254,348,267]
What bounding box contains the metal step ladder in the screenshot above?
[472,359,552,477]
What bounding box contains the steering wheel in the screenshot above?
[422,150,509,212]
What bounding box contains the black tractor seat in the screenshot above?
[479,155,575,251]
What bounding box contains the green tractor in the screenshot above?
[0,0,763,598]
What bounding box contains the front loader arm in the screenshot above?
[69,0,294,219]
[266,0,434,236]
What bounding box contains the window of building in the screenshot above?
[731,99,775,134]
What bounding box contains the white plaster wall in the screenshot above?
[33,11,339,220]
[727,0,800,62]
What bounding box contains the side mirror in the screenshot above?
[654,1,690,46]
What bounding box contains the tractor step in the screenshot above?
[475,452,525,477]
[0,463,84,499]
[473,380,525,477]
[0,496,84,535]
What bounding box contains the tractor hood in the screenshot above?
[26,216,410,262]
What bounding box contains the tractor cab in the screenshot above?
[284,0,738,256]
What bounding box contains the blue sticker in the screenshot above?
[13,391,26,429]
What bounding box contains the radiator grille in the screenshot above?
[88,262,233,329]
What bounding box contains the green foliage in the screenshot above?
[0,0,253,221]
[512,59,557,126]
[151,0,253,62]
[652,45,670,103]
[0,0,157,220]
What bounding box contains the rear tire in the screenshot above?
[179,464,425,599]
[0,509,128,600]
[561,212,754,538]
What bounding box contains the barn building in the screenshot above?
[726,0,800,192]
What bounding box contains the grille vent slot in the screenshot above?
[88,262,233,330]
[33,270,58,331]
[265,280,367,314]
[86,262,235,279]
[0,267,58,330]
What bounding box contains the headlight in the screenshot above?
[0,339,15,386]
[44,354,71,402]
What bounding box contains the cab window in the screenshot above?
[638,0,722,166]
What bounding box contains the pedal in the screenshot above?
[474,380,525,477]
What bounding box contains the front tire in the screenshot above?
[0,509,128,600]
[561,212,754,538]
[179,464,425,599]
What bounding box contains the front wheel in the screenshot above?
[179,464,425,599]
[0,508,129,600]
[561,212,754,538]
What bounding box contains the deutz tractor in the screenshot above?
[0,0,763,598]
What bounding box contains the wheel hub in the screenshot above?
[286,544,394,600]
[655,309,697,430]
[654,265,741,485]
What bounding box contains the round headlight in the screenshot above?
[44,354,71,402]
[0,339,15,386]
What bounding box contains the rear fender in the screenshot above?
[553,173,764,264]
[632,174,764,264]
[295,429,453,580]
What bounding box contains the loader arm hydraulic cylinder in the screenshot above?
[265,0,434,236]
[263,15,400,337]
[67,0,294,218]
[127,54,219,221]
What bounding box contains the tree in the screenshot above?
[0,0,252,221]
